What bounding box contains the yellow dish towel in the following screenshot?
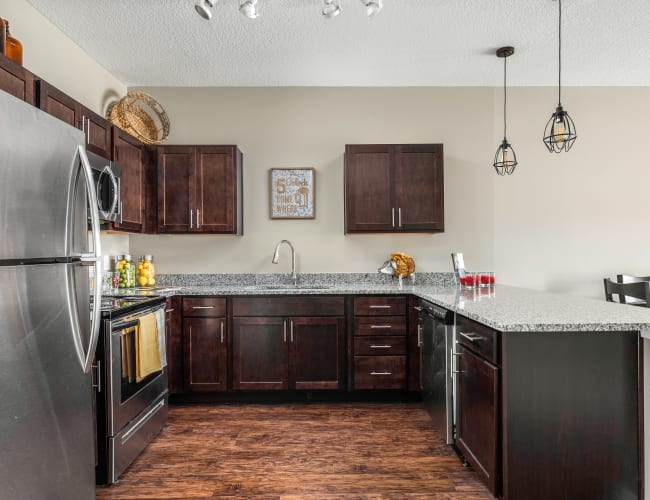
[135,312,162,382]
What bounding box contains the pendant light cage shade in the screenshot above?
[543,106,577,153]
[493,140,518,176]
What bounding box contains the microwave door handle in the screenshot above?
[104,164,119,219]
[96,166,109,219]
[76,146,103,373]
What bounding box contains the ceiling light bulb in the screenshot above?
[322,0,342,18]
[195,0,216,20]
[361,0,382,17]
[240,0,258,19]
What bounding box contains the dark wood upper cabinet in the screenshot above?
[344,144,444,233]
[157,145,243,234]
[112,127,145,232]
[0,54,34,105]
[36,80,112,158]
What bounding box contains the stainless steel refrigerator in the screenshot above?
[0,91,102,499]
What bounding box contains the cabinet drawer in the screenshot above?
[354,317,406,336]
[183,297,226,317]
[354,296,406,316]
[232,297,344,317]
[354,336,407,355]
[456,315,499,364]
[354,356,406,389]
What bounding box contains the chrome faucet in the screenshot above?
[271,240,297,286]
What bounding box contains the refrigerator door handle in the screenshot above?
[73,146,102,373]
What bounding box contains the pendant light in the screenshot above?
[543,0,577,152]
[493,46,517,176]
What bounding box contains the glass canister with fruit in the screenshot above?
[116,255,136,288]
[137,255,156,287]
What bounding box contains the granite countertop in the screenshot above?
[112,273,650,333]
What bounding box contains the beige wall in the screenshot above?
[1,0,126,114]
[495,86,650,298]
[130,87,496,277]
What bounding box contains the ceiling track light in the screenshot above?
[195,0,217,20]
[493,46,518,176]
[322,0,342,18]
[361,0,383,17]
[543,0,577,153]
[240,0,259,19]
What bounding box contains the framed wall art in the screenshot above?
[269,168,315,219]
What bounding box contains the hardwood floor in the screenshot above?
[96,403,493,499]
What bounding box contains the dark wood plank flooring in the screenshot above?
[96,403,493,499]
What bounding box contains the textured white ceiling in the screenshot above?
[26,0,650,86]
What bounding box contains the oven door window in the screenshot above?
[120,325,162,402]
[96,165,119,221]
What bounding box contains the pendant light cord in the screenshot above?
[503,55,507,140]
[558,0,562,105]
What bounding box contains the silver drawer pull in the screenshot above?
[370,345,392,349]
[369,305,391,309]
[370,371,392,376]
[370,325,392,329]
[165,308,175,313]
[413,306,423,311]
[192,306,214,310]
[459,331,484,343]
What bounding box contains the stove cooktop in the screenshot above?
[93,295,163,313]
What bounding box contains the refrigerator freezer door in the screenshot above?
[0,91,86,261]
[0,263,95,499]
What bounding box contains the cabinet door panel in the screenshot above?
[456,345,498,495]
[290,317,344,390]
[196,146,235,233]
[0,56,34,104]
[36,80,77,126]
[232,317,288,390]
[157,146,194,233]
[183,317,227,392]
[79,105,112,158]
[344,145,394,232]
[166,297,184,394]
[112,128,144,232]
[394,145,444,231]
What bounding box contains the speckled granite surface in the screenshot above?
[121,273,650,333]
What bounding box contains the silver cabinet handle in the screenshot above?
[370,325,392,329]
[86,117,90,144]
[290,320,294,342]
[459,331,484,343]
[165,308,175,313]
[417,324,423,347]
[192,306,214,310]
[370,345,391,349]
[413,306,423,311]
[220,321,224,343]
[398,207,402,227]
[190,209,193,229]
[283,320,287,342]
[119,201,123,223]
[92,360,101,393]
[369,305,391,309]
[392,208,395,227]
[197,209,201,229]
[371,371,392,376]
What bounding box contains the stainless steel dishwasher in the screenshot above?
[417,299,455,444]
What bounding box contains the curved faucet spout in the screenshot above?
[272,240,297,286]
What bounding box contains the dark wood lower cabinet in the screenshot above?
[183,316,227,392]
[165,297,183,395]
[232,316,344,391]
[456,344,499,496]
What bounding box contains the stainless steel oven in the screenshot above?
[95,297,168,485]
[87,150,121,222]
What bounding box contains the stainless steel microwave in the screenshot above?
[87,150,121,222]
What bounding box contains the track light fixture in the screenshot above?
[322,0,342,18]
[195,0,216,20]
[195,0,382,20]
[493,46,518,176]
[542,0,577,153]
[239,0,259,19]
